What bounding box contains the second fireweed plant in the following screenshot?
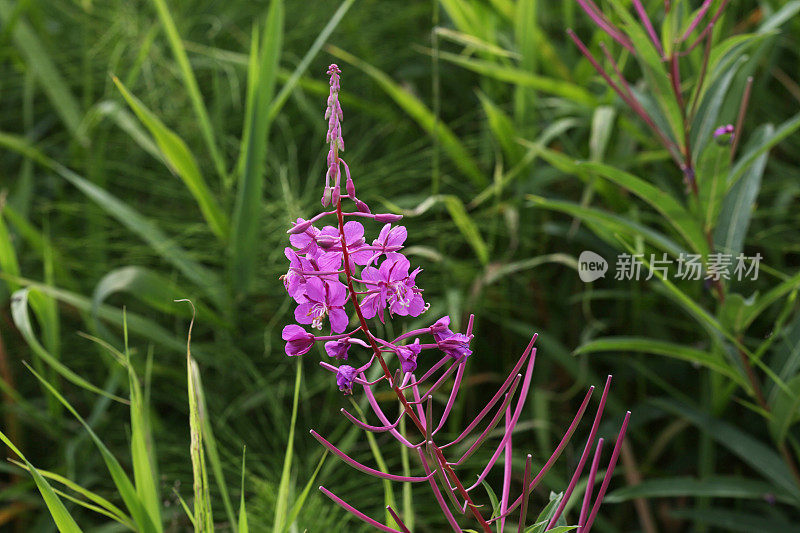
[281,65,630,532]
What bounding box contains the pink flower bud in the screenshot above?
[316,236,338,249]
[374,213,403,223]
[321,187,333,207]
[355,199,371,214]
[287,218,313,234]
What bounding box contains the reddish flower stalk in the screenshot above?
[284,65,627,531]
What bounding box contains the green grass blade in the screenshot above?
[231,1,283,295]
[606,475,794,504]
[0,430,83,533]
[653,398,800,501]
[0,132,226,306]
[10,288,126,403]
[92,266,226,328]
[181,304,214,532]
[476,91,522,163]
[328,45,486,187]
[438,51,595,106]
[527,195,685,257]
[442,195,489,264]
[575,337,744,386]
[578,161,709,256]
[0,0,87,145]
[112,76,229,240]
[266,0,356,122]
[193,357,237,528]
[149,0,227,183]
[284,450,328,531]
[23,363,160,533]
[0,206,21,302]
[9,459,135,528]
[4,274,186,354]
[238,447,248,533]
[124,315,163,531]
[272,356,301,533]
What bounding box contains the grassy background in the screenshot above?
[1,0,800,531]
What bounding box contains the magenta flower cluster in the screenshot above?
[280,65,629,532]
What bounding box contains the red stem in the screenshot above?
[334,193,492,531]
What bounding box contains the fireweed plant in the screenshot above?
[280,65,630,532]
[567,0,800,489]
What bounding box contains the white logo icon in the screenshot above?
[578,251,608,282]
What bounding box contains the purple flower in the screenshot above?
[282,248,342,302]
[431,316,472,360]
[396,338,422,373]
[369,223,407,263]
[289,218,321,257]
[295,277,350,333]
[319,221,372,266]
[282,325,315,356]
[324,337,369,361]
[360,253,426,323]
[336,365,357,394]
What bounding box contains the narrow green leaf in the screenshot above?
[527,195,685,257]
[4,275,186,355]
[149,0,227,182]
[238,448,248,533]
[0,0,87,144]
[0,132,226,306]
[231,1,283,295]
[266,0,356,122]
[23,363,160,533]
[768,374,800,445]
[653,398,800,501]
[194,358,237,528]
[10,288,126,403]
[183,309,214,532]
[112,76,229,240]
[438,51,595,106]
[579,161,709,256]
[92,266,225,327]
[273,356,301,533]
[714,124,771,256]
[0,430,83,533]
[606,475,792,503]
[727,112,800,188]
[575,337,744,385]
[124,316,163,531]
[690,56,746,162]
[442,195,489,264]
[476,91,522,163]
[670,508,795,532]
[10,459,135,528]
[284,450,327,530]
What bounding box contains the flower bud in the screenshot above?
[346,177,356,197]
[374,213,403,223]
[355,198,371,214]
[321,187,332,207]
[287,218,313,234]
[316,236,338,249]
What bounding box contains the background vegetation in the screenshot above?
[0,0,799,531]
